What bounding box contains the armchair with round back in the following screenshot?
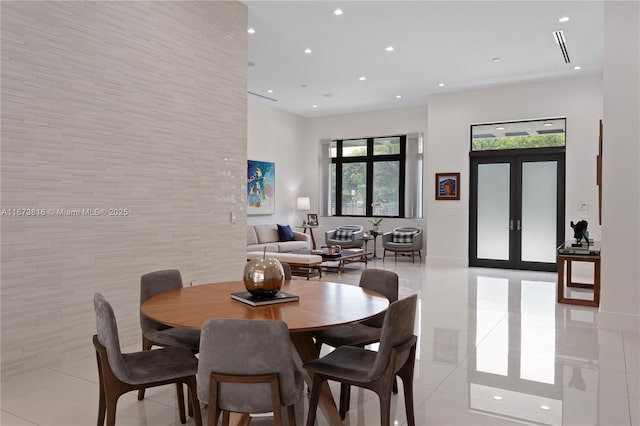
[324,225,364,249]
[382,227,423,263]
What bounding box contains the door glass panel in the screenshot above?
[521,161,557,262]
[477,163,510,260]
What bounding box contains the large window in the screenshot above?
[330,136,405,217]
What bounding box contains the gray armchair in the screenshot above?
[382,227,423,263]
[325,225,364,249]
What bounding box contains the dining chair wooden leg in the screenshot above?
[208,375,222,426]
[339,383,350,419]
[287,405,297,426]
[137,336,153,401]
[377,386,393,426]
[398,347,417,426]
[105,394,118,426]
[96,354,106,426]
[305,375,323,426]
[184,377,202,426]
[176,382,186,424]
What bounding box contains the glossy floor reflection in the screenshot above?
[1,261,638,425]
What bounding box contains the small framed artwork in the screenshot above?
[307,214,319,226]
[435,172,460,200]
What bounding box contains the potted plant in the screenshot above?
[368,217,383,232]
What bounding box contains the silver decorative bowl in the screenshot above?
[243,256,284,298]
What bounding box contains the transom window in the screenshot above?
[471,118,566,151]
[330,136,405,217]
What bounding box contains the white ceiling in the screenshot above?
[245,1,604,118]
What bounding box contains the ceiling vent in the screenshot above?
[553,30,571,63]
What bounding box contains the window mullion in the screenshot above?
[365,138,374,217]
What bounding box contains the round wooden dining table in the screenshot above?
[141,279,389,425]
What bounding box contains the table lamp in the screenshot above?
[297,197,311,225]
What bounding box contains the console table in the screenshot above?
[557,241,601,307]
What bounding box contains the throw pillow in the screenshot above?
[334,229,353,241]
[277,224,295,242]
[392,231,416,243]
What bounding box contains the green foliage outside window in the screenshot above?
[472,134,565,151]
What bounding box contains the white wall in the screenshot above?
[1,2,248,377]
[600,1,640,327]
[426,76,603,264]
[247,98,309,227]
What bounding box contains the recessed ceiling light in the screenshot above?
[359,76,367,81]
[493,396,503,401]
[304,48,312,54]
[496,126,505,130]
[312,104,318,108]
[438,83,445,87]
[559,16,570,23]
[247,28,255,34]
[544,123,553,126]
[248,61,255,67]
[396,95,402,99]
[267,89,273,94]
[333,8,343,16]
[301,84,308,88]
[574,65,581,70]
[385,46,395,52]
[492,57,501,62]
[540,405,551,411]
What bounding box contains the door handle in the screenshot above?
[517,220,521,231]
[510,220,514,231]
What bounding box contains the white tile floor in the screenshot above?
[2,260,639,425]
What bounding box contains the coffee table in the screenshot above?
[294,249,372,273]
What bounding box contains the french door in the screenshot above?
[469,150,565,271]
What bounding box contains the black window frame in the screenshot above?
[332,135,406,218]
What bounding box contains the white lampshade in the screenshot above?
[297,197,311,210]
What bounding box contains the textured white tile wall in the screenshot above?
[1,1,248,378]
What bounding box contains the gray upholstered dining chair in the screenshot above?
[382,227,423,263]
[312,269,398,350]
[197,319,303,426]
[93,293,202,426]
[138,269,201,400]
[305,294,418,426]
[311,269,400,417]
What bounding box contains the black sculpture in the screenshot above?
[570,220,589,246]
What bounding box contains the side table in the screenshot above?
[370,230,382,260]
[557,241,601,307]
[361,235,374,258]
[295,225,320,249]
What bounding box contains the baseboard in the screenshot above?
[598,310,640,333]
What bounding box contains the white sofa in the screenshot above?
[247,224,311,253]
